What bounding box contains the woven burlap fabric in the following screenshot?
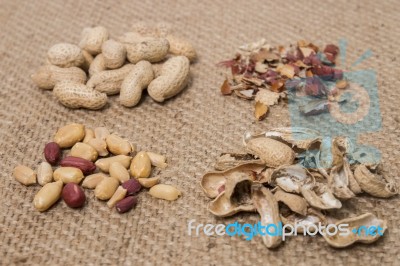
[0,0,399,265]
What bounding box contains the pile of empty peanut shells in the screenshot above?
[12,123,181,213]
[201,127,398,248]
[31,23,196,110]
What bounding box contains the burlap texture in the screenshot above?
[0,0,399,265]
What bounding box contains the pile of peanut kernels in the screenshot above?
[13,123,181,213]
[31,23,196,110]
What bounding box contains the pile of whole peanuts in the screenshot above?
[13,123,182,213]
[31,23,197,110]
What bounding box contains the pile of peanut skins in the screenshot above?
[31,23,196,110]
[13,123,181,214]
[218,39,350,122]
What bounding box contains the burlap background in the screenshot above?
[1,0,399,265]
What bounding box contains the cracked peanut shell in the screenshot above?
[245,137,295,167]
